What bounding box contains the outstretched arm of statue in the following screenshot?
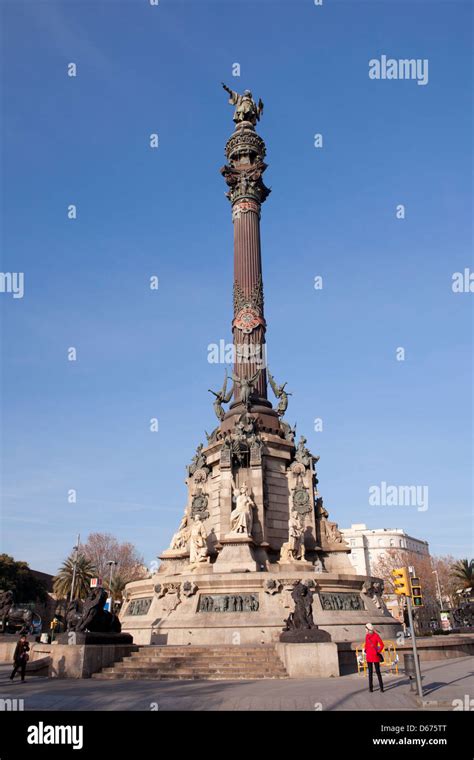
[222,82,238,104]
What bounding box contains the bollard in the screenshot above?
[404,652,420,692]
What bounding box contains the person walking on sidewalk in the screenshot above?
[364,623,384,692]
[9,635,30,682]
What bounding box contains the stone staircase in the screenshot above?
[92,645,288,680]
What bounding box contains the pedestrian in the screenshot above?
[9,634,30,682]
[364,623,384,692]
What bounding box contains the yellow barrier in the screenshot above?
[356,639,399,676]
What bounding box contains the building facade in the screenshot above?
[340,523,430,577]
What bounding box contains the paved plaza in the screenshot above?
[0,656,472,711]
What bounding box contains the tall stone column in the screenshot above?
[221,122,272,414]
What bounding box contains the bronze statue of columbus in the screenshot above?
[222,83,264,126]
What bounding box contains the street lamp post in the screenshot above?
[432,570,443,608]
[106,560,118,611]
[69,534,81,603]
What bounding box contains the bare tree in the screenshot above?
[372,549,436,600]
[82,533,147,595]
[372,548,439,633]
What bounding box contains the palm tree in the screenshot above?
[53,554,97,601]
[109,574,127,603]
[450,559,473,589]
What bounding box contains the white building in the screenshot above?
[340,523,430,576]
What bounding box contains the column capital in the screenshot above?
[220,124,270,207]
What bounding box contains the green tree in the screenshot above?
[0,554,48,603]
[110,574,127,603]
[451,559,473,590]
[53,554,97,601]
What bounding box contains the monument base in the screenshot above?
[214,535,261,573]
[120,570,401,647]
[280,627,332,643]
[276,641,340,678]
[56,632,133,646]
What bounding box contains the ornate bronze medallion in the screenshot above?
[233,306,263,334]
[191,491,209,520]
[292,487,311,515]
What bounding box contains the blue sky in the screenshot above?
[1,0,472,574]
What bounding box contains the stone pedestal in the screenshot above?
[56,632,133,646]
[276,642,340,678]
[280,628,331,643]
[214,535,261,573]
[159,549,189,560]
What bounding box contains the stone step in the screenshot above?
[144,645,274,651]
[128,654,280,663]
[129,650,281,658]
[92,644,288,681]
[104,657,287,669]
[93,665,287,676]
[116,662,284,668]
[92,672,286,681]
[124,659,280,668]
[92,672,285,681]
[104,662,284,673]
[132,647,273,654]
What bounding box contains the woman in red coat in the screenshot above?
[364,623,384,692]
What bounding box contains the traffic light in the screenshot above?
[410,576,424,607]
[392,567,411,595]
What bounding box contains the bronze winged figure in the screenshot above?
[267,368,292,417]
[232,368,261,410]
[208,370,234,421]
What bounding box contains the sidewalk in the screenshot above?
[0,656,472,711]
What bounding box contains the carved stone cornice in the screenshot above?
[225,126,266,162]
